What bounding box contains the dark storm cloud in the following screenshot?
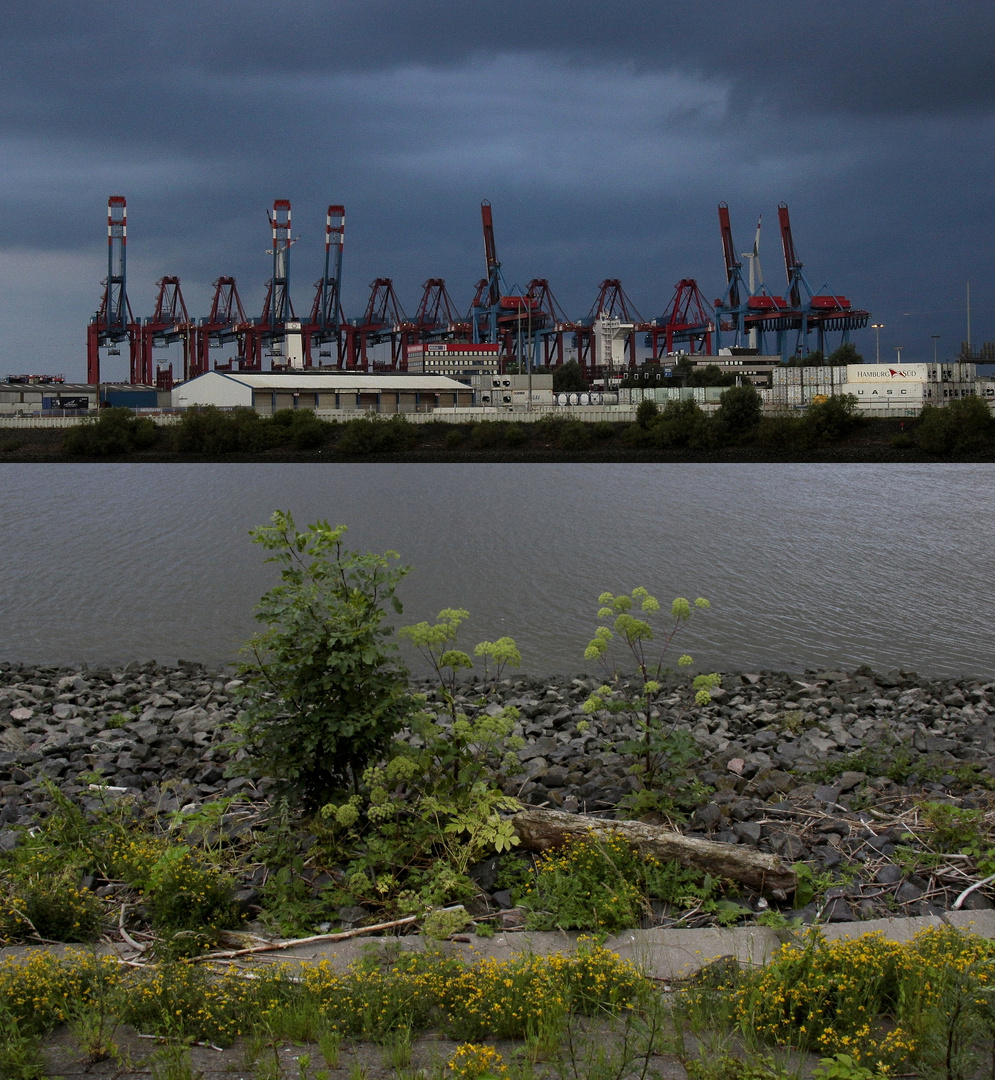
[2,0,992,119]
[0,1,992,374]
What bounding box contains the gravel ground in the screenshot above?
[3,660,995,925]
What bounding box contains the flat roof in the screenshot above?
[183,372,472,391]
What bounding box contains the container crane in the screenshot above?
[308,205,345,366]
[412,279,470,342]
[139,276,193,388]
[575,279,645,381]
[198,277,251,374]
[349,279,415,370]
[523,279,575,369]
[87,196,140,384]
[714,202,800,356]
[774,202,870,359]
[713,202,751,351]
[645,279,714,358]
[470,200,539,371]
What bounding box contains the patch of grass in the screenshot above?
[811,744,995,791]
[520,830,719,932]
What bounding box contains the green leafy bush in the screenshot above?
[271,408,335,450]
[503,422,526,446]
[172,406,282,454]
[336,414,416,454]
[626,398,714,450]
[917,396,994,453]
[715,384,762,437]
[469,421,507,448]
[755,412,807,449]
[314,608,524,911]
[635,399,659,429]
[802,393,862,442]
[63,408,158,456]
[552,359,588,393]
[556,419,591,450]
[235,512,412,807]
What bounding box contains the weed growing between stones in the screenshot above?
[581,587,719,819]
[518,830,719,932]
[0,783,244,953]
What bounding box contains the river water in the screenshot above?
[2,463,992,677]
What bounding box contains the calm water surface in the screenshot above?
[2,463,992,677]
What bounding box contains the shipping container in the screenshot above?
[847,363,931,383]
[847,382,925,401]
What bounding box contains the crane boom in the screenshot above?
[718,202,740,309]
[778,202,802,308]
[480,200,501,307]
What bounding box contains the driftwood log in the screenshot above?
[511,807,797,898]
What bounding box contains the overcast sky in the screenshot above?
[1,0,993,380]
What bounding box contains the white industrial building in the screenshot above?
[406,343,501,376]
[170,371,474,414]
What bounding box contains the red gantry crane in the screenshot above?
[139,276,193,389]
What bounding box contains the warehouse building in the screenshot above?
[0,380,98,414]
[170,371,474,414]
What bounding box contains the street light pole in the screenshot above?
[527,296,533,412]
[931,335,940,364]
[871,323,884,364]
[894,345,903,364]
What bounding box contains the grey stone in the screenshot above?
[771,833,808,860]
[336,905,369,926]
[543,765,570,788]
[733,821,762,845]
[691,802,722,829]
[822,897,854,922]
[813,785,842,804]
[875,864,903,885]
[895,882,924,905]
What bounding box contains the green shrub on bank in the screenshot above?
[469,420,508,448]
[171,406,335,454]
[715,384,762,438]
[172,406,282,454]
[917,396,994,453]
[63,407,158,456]
[336,414,416,454]
[803,393,862,442]
[234,512,412,808]
[270,407,336,450]
[145,847,243,957]
[624,398,713,449]
[0,869,102,944]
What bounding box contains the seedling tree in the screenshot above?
[582,589,718,815]
[235,511,412,809]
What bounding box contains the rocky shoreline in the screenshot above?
[2,659,995,925]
